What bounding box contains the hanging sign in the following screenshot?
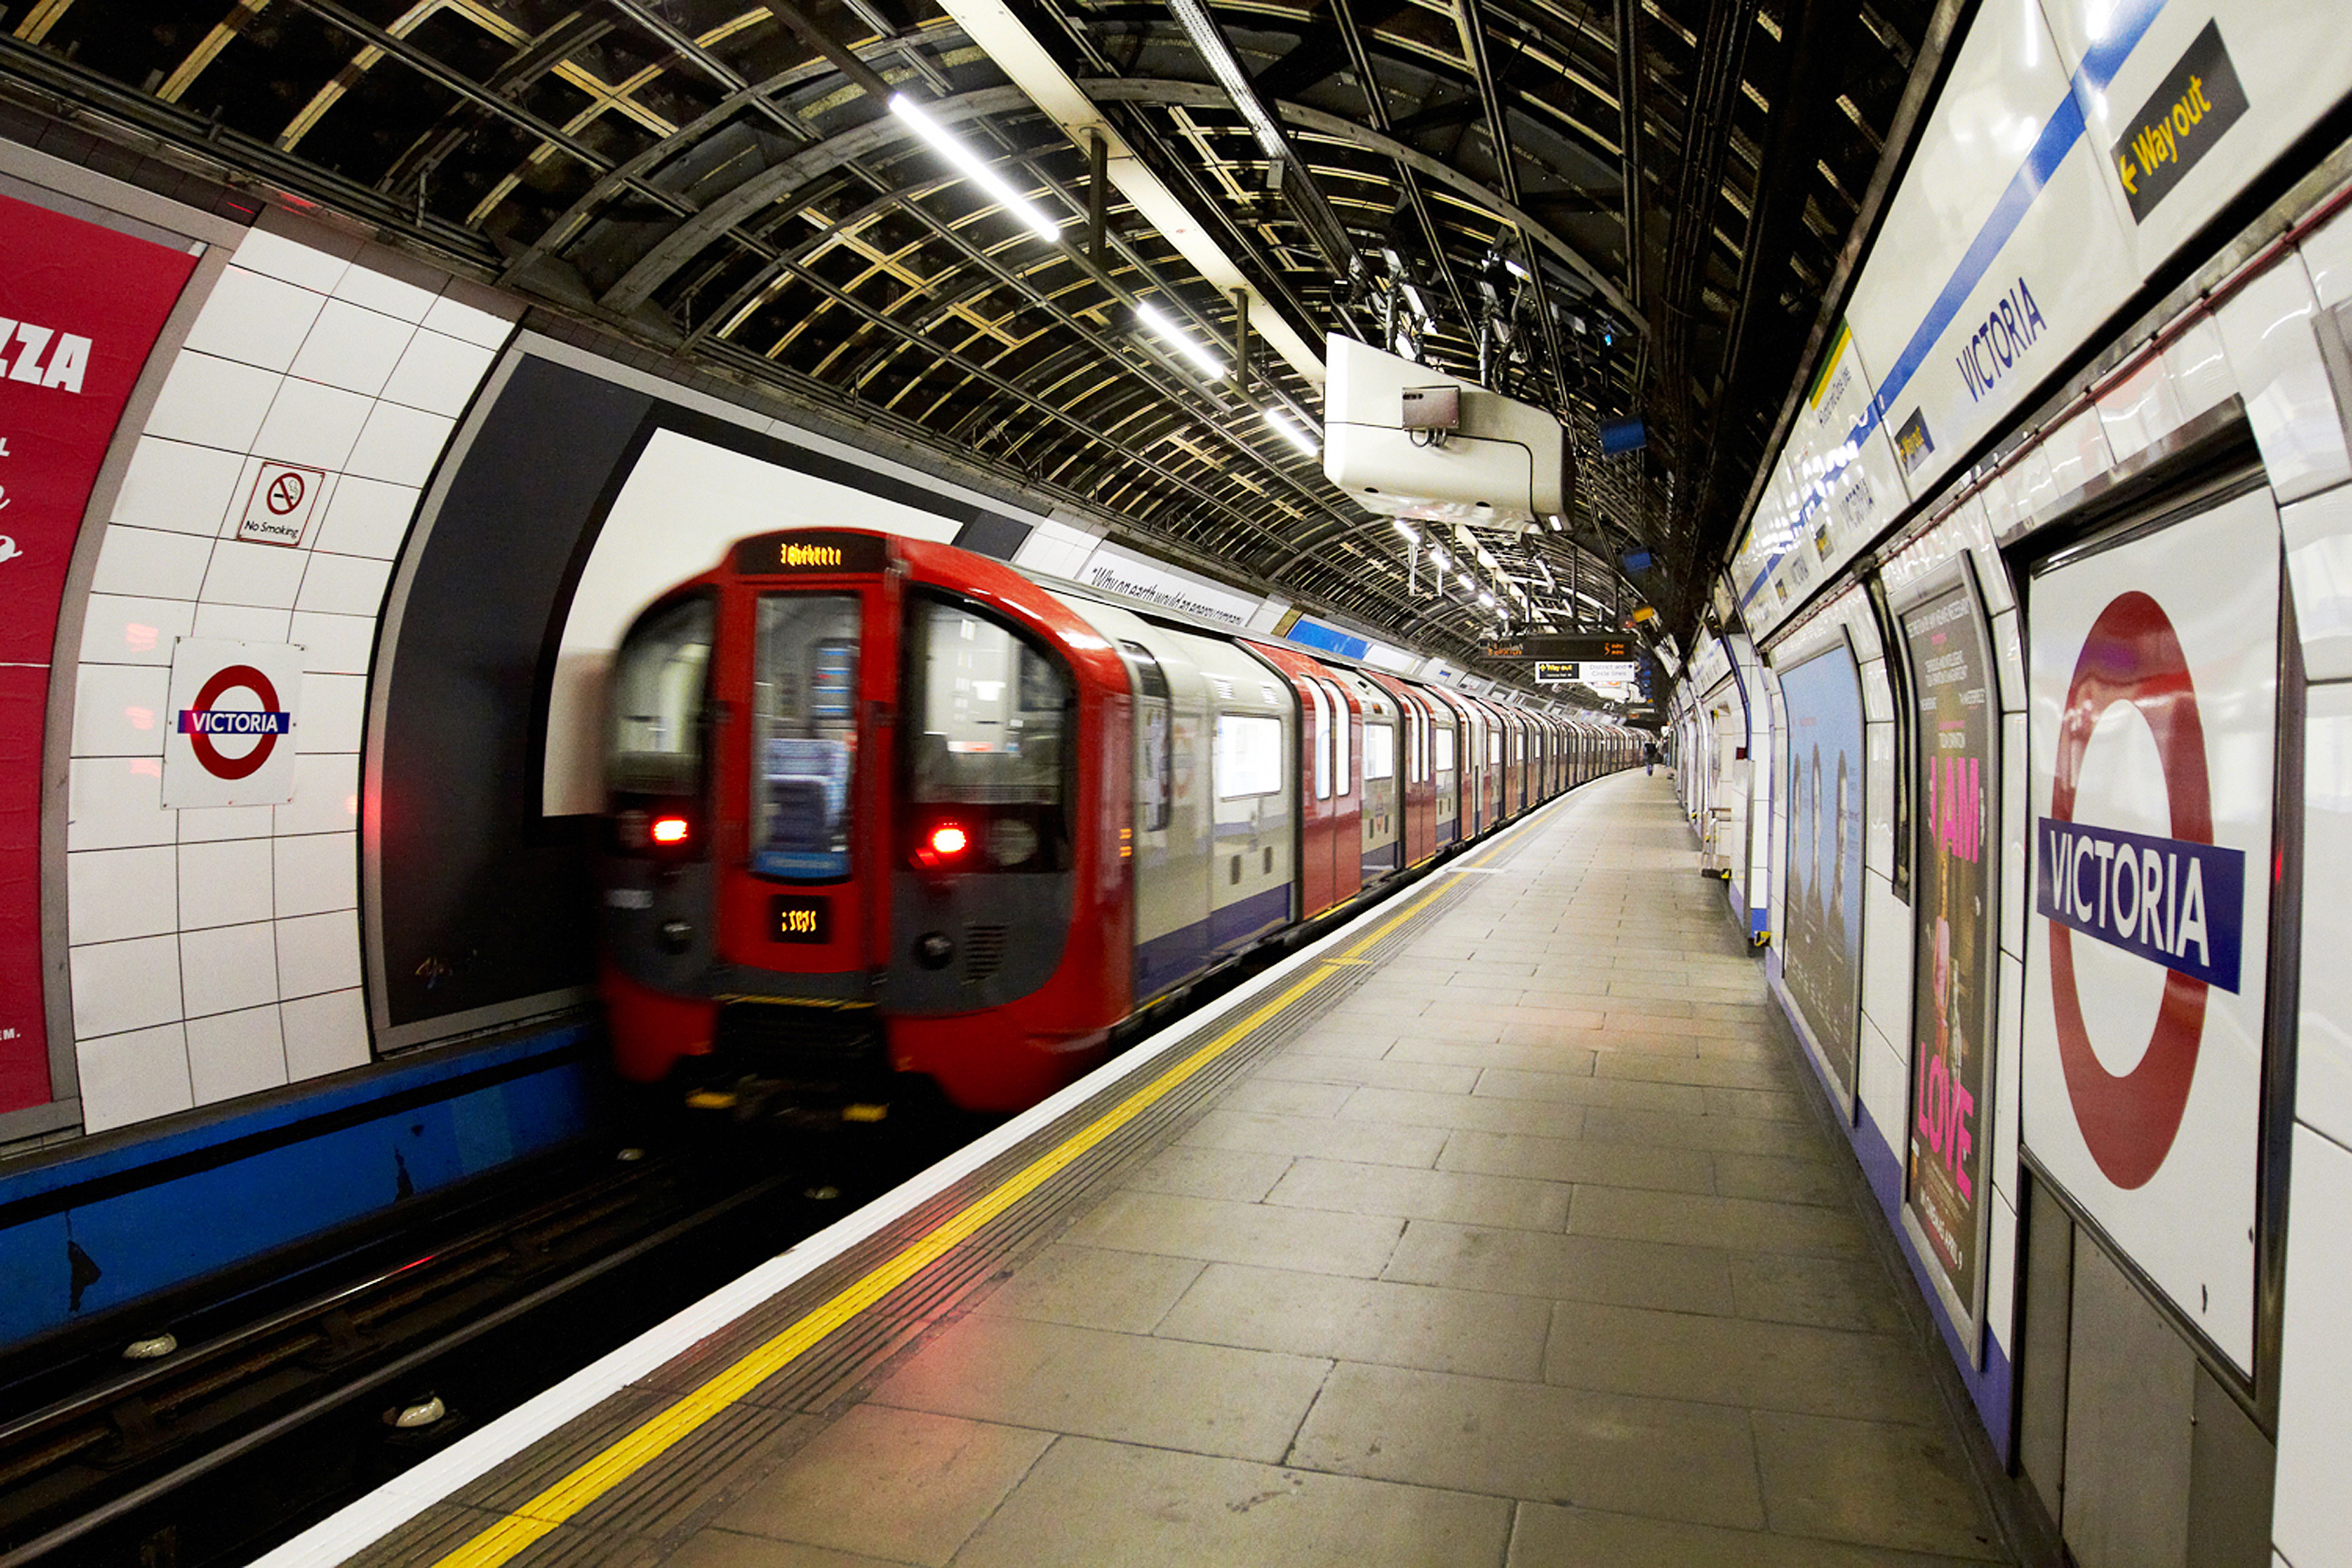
[0,192,197,1116]
[2022,490,2278,1374]
[163,640,307,808]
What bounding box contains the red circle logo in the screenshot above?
[183,665,286,781]
[2047,592,2210,1190]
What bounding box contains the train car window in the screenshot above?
[1363,721,1396,781]
[1320,680,1350,793]
[1433,723,1455,775]
[1120,641,1172,832]
[1488,728,1502,765]
[608,594,713,797]
[907,597,1073,870]
[1216,714,1284,798]
[1308,680,1332,800]
[751,594,862,879]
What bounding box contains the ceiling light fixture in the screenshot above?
[1134,301,1228,378]
[890,95,1065,244]
[1264,409,1320,454]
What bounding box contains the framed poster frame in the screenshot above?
[1888,550,2001,1364]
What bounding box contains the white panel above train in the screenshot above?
[1728,0,2352,640]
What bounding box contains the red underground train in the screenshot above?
[599,527,1641,1119]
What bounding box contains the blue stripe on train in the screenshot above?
[1135,883,1295,1000]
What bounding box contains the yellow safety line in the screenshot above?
[428,873,1460,1567]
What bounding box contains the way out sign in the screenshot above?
[163,640,305,807]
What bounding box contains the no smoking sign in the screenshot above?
[237,460,326,547]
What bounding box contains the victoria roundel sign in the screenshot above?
[2022,492,2278,1375]
[163,640,308,808]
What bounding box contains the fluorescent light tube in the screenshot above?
[1264,409,1320,453]
[891,95,1065,245]
[1134,301,1228,378]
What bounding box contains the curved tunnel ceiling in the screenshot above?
[0,0,1943,677]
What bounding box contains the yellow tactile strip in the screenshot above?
[406,848,1500,1568]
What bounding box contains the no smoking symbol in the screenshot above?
[266,470,306,515]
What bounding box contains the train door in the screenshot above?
[1371,673,1434,866]
[1317,674,1364,905]
[1195,641,1295,950]
[1430,693,1460,847]
[1341,671,1401,879]
[1451,694,1487,836]
[1240,641,1357,919]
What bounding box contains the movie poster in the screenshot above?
[0,194,198,1116]
[1901,580,1998,1338]
[1777,641,1866,1104]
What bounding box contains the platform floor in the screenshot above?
[339,773,2018,1568]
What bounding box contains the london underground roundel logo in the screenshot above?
[2040,592,2245,1191]
[176,664,292,781]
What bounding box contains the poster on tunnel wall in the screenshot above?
[2021,492,2278,1375]
[1776,641,1866,1112]
[0,193,198,1117]
[1900,578,1999,1349]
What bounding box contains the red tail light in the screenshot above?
[650,816,691,845]
[928,823,969,858]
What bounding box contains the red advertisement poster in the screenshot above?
[0,192,199,1116]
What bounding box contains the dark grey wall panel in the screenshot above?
[2064,1241,2195,1568]
[376,357,654,1027]
[2017,1175,2073,1528]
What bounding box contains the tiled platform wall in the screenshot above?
[64,209,516,1133]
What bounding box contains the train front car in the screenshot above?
[600,529,1134,1121]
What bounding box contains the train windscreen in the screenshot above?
[752,594,861,879]
[608,594,712,798]
[905,598,1073,871]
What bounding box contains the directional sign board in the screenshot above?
[1486,635,1638,661]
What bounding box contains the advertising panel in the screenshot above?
[0,193,198,1116]
[1776,641,1867,1104]
[1900,576,1999,1342]
[2022,490,2277,1373]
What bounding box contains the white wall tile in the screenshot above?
[1995,950,2025,1199]
[277,752,361,835]
[421,284,517,349]
[2004,446,2058,524]
[334,248,443,323]
[2286,487,2352,685]
[72,663,169,757]
[2216,254,2351,503]
[1984,1187,2019,1351]
[75,1022,193,1133]
[1857,1010,1910,1165]
[199,539,310,610]
[1864,720,1897,873]
[2163,313,2234,422]
[68,757,171,851]
[1862,873,1915,1064]
[2001,711,2028,962]
[289,610,376,674]
[233,220,354,293]
[274,832,356,917]
[186,1005,288,1104]
[144,352,280,452]
[175,803,275,843]
[2273,1126,2352,1568]
[380,328,497,416]
[310,475,420,560]
[179,266,326,373]
[181,922,279,1017]
[342,401,455,485]
[2042,405,2114,499]
[2303,200,2352,309]
[1989,607,2026,714]
[66,846,178,945]
[179,838,276,931]
[2301,685,2352,1150]
[79,594,193,667]
[191,602,294,643]
[282,988,370,1080]
[110,437,248,537]
[250,376,372,472]
[277,912,361,999]
[294,552,392,617]
[295,673,367,753]
[2095,351,2184,467]
[91,525,214,601]
[289,298,415,398]
[1860,657,1894,723]
[71,933,183,1038]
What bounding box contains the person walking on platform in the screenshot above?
[1644,739,1660,776]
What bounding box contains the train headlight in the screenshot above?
[651,816,691,846]
[658,919,693,955]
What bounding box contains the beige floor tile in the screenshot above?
[1569,1186,1868,1257]
[1704,1085,1809,1121]
[1288,1361,1764,1528]
[1156,1261,1552,1379]
[1752,1410,2009,1560]
[1543,1300,1944,1424]
[1383,1219,1736,1313]
[1265,1156,1572,1230]
[1506,1504,1998,1567]
[871,1316,1329,1464]
[953,1436,1510,1568]
[971,1243,1205,1333]
[1595,1052,1790,1090]
[1729,1250,1915,1333]
[1285,1027,1404,1060]
[1386,1038,1598,1077]
[1216,1077,1357,1118]
[1065,1188,1406,1275]
[1341,1085,1587,1138]
[1180,1109,1449,1167]
[1255,1053,1484,1095]
[1580,1105,1821,1158]
[663,1531,908,1568]
[1438,1128,1716,1194]
[1119,1144,1294,1203]
[1712,1150,1850,1208]
[1474,1067,1708,1113]
[709,1405,1050,1566]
